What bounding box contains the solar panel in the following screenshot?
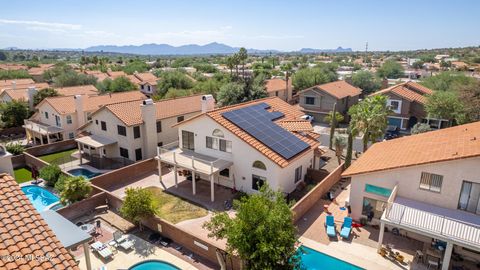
[222,102,310,160]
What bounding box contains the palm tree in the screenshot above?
[333,135,347,164]
[280,63,294,100]
[238,48,248,79]
[226,56,235,77]
[348,95,390,152]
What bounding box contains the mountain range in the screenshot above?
[84,42,352,55]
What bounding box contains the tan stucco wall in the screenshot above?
[348,157,480,221]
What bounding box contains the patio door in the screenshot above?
[182,130,195,151]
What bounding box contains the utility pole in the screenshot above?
[364,41,368,64]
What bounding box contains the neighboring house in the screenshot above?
[0,78,36,92]
[265,78,292,102]
[24,91,146,144]
[27,63,55,81]
[343,122,480,270]
[84,70,110,82]
[0,173,80,270]
[0,84,98,111]
[157,97,322,202]
[77,94,207,162]
[370,81,448,130]
[297,80,362,122]
[134,72,159,97]
[106,70,127,79]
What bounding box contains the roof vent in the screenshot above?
[472,137,477,141]
[143,99,154,105]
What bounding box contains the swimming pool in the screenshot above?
[298,245,364,270]
[21,185,61,212]
[68,168,102,179]
[129,260,180,270]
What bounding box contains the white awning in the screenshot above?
[383,196,480,251]
[23,120,63,135]
[75,134,117,148]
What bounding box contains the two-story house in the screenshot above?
[343,122,480,269]
[134,72,159,97]
[157,97,322,202]
[265,78,293,103]
[76,94,207,162]
[297,80,362,122]
[24,91,146,144]
[370,81,448,130]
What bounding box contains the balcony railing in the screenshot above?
[23,119,63,135]
[157,141,232,175]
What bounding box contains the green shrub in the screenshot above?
[5,143,25,155]
[54,174,68,193]
[60,176,92,204]
[39,164,62,187]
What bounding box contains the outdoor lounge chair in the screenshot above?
[91,241,114,259]
[340,217,353,239]
[325,215,336,237]
[112,231,134,250]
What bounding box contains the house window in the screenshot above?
[387,99,402,114]
[206,136,218,150]
[252,175,266,191]
[119,147,129,159]
[158,142,163,147]
[44,111,49,119]
[133,126,141,139]
[87,112,92,121]
[66,115,72,124]
[55,115,61,127]
[140,85,144,90]
[219,139,232,153]
[156,121,162,133]
[275,91,279,97]
[95,119,98,125]
[419,172,443,193]
[117,125,127,136]
[68,132,74,139]
[365,184,392,197]
[362,197,387,219]
[182,130,195,150]
[305,96,315,105]
[458,181,480,214]
[177,116,184,123]
[220,168,230,178]
[294,166,303,183]
[101,121,107,131]
[135,148,142,161]
[253,160,267,170]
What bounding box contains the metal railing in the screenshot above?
[24,119,62,134]
[82,153,134,170]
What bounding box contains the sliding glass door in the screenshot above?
[458,181,480,215]
[182,130,195,151]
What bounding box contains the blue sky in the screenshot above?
[1,0,479,51]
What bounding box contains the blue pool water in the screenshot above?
[68,168,102,179]
[129,260,180,270]
[299,245,364,270]
[21,185,61,212]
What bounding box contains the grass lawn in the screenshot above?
[14,167,32,183]
[38,148,77,164]
[145,187,209,224]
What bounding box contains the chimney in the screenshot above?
[74,95,85,127]
[201,95,215,113]
[12,80,16,90]
[27,86,37,110]
[141,99,157,158]
[0,145,15,177]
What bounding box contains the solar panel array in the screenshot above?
[222,102,310,160]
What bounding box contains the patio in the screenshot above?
[296,180,425,270]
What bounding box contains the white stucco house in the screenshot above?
[157,97,323,202]
[76,94,207,162]
[343,121,480,270]
[24,91,146,145]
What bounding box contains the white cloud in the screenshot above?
[0,19,82,30]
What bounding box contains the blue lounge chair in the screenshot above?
[340,217,352,239]
[325,215,336,237]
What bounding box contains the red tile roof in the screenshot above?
[91,94,204,126]
[343,121,480,177]
[371,81,433,104]
[0,173,79,270]
[265,78,291,93]
[299,80,362,99]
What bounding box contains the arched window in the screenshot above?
[252,160,267,170]
[212,129,224,138]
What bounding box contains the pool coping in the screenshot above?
[128,259,181,270]
[21,184,62,211]
[298,236,406,270]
